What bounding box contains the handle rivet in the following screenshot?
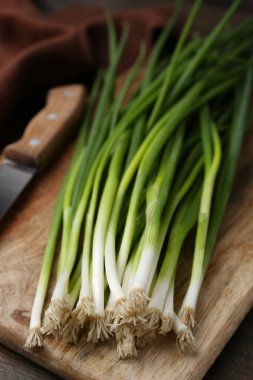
[63,90,73,97]
[29,138,40,146]
[47,113,57,121]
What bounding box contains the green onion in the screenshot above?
[88,133,130,342]
[179,108,222,327]
[26,0,253,358]
[204,65,253,270]
[148,182,201,332]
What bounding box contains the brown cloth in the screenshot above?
[0,0,175,149]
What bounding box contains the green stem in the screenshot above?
[147,0,202,128]
[204,66,253,271]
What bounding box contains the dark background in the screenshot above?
[33,0,253,13]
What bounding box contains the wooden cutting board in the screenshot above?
[0,127,253,380]
[0,5,253,379]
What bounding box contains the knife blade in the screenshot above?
[0,84,86,221]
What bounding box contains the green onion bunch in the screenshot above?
[26,0,253,358]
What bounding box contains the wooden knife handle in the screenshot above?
[3,84,86,169]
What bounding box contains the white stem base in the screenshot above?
[159,280,174,334]
[110,297,127,332]
[133,247,155,291]
[61,297,93,343]
[115,324,137,359]
[29,286,45,331]
[52,272,69,300]
[87,316,112,343]
[41,296,71,337]
[117,288,149,326]
[179,278,202,327]
[160,314,173,335]
[149,279,169,310]
[173,312,195,353]
[25,327,43,348]
[165,284,174,312]
[91,234,105,317]
[135,307,160,347]
[105,229,125,300]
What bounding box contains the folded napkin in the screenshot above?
[0,0,177,149]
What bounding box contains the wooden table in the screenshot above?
[0,0,252,379]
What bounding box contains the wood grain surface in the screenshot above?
[1,135,253,377]
[1,310,252,379]
[0,1,253,379]
[0,343,61,380]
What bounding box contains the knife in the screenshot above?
[0,84,86,221]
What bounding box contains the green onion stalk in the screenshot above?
[87,133,130,342]
[167,0,242,105]
[60,129,116,343]
[204,66,253,270]
[113,238,144,358]
[24,77,96,347]
[180,66,253,328]
[140,183,201,341]
[146,0,203,128]
[113,252,137,359]
[158,187,202,355]
[172,312,195,354]
[25,184,67,347]
[179,107,222,327]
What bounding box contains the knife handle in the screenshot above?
[3,84,86,169]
